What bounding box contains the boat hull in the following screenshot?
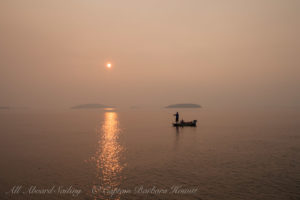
[173,120,197,127]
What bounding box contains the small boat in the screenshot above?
[173,120,197,127]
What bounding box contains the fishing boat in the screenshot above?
[173,120,197,127]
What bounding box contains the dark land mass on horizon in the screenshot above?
[165,104,201,108]
[0,106,10,110]
[71,104,115,109]
[0,106,28,110]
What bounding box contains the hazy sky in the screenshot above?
[0,0,299,108]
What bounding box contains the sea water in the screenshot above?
[0,108,299,200]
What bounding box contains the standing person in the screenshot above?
[174,112,179,123]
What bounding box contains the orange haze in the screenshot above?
[0,0,299,109]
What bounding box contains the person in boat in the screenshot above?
[174,112,179,123]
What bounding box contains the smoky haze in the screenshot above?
[0,0,299,109]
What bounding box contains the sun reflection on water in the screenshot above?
[93,111,124,200]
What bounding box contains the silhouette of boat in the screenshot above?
[173,120,197,127]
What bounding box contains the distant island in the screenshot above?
[0,106,10,110]
[130,106,140,109]
[71,104,115,109]
[165,103,201,108]
[0,106,28,110]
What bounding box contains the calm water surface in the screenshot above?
[0,108,299,200]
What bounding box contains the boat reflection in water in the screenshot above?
[93,111,125,200]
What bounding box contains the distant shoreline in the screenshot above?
[165,104,201,108]
[0,106,10,110]
[71,104,115,109]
